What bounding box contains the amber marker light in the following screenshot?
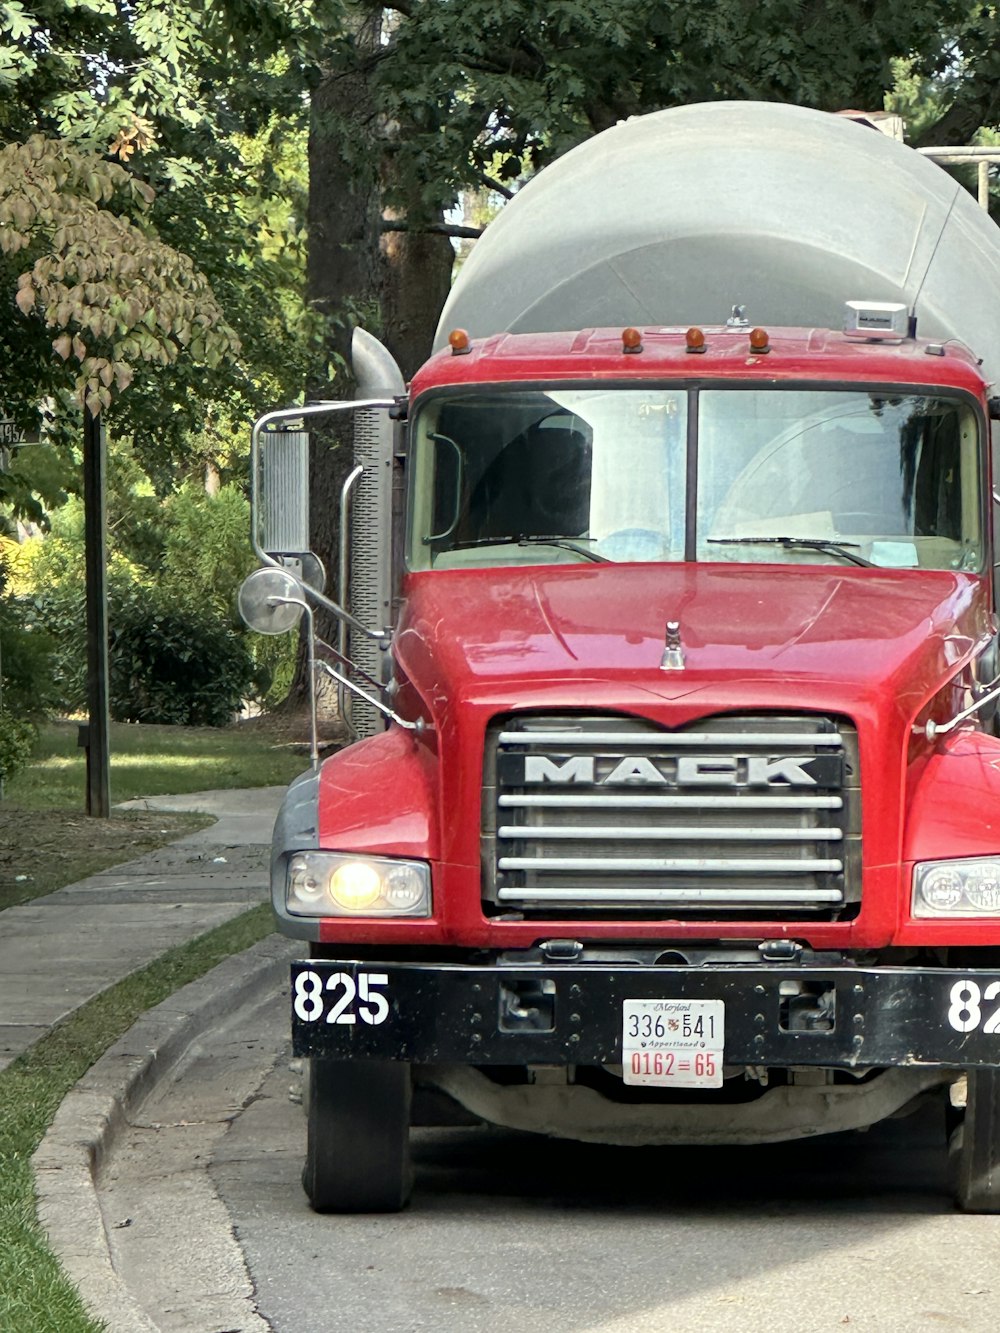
[622,326,643,354]
[685,327,706,353]
[448,328,471,354]
[749,327,771,353]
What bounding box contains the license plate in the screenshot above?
[622,998,725,1088]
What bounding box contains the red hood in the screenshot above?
[395,562,989,729]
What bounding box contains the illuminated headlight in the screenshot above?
[286,852,431,917]
[913,859,1000,917]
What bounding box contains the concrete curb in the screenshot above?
[32,933,296,1333]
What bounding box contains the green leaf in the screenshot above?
[64,0,117,14]
[0,2,35,42]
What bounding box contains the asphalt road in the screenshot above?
[97,982,1000,1333]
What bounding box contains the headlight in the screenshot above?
[913,858,1000,917]
[286,852,431,917]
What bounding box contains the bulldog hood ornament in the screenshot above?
[660,619,685,671]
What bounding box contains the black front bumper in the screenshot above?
[290,961,1000,1069]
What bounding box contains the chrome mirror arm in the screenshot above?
[924,679,1000,740]
[267,596,320,767]
[315,636,382,692]
[316,661,425,733]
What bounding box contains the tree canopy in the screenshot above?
[0,0,319,516]
[4,2,1000,447]
[371,1,993,213]
[3,137,236,415]
[314,2,997,227]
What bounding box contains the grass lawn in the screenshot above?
[0,720,311,1328]
[0,718,311,910]
[5,717,311,808]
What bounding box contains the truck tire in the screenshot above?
[951,1069,1000,1212]
[303,1059,412,1212]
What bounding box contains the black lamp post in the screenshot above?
[82,405,110,817]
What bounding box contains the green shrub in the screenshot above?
[108,586,255,727]
[16,484,295,719]
[0,710,35,784]
[0,550,47,788]
[18,583,86,714]
[0,548,59,720]
[0,611,59,717]
[27,571,261,725]
[162,483,256,617]
[13,526,90,715]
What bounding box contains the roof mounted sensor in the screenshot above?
[843,300,909,341]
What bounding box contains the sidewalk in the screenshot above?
[0,787,287,1075]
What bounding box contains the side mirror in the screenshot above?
[238,566,305,635]
[258,425,309,556]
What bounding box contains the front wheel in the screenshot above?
[303,1059,412,1212]
[951,1069,1000,1212]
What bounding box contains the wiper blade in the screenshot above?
[707,536,874,568]
[518,536,611,563]
[447,535,610,563]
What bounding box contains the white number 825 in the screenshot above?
[293,970,390,1025]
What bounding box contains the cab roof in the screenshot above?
[411,325,989,398]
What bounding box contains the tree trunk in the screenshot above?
[381,220,455,380]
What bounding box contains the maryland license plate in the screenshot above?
[622,998,725,1088]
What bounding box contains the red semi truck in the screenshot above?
[241,102,1000,1212]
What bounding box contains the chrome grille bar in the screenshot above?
[498,856,844,873]
[497,825,842,841]
[499,794,843,810]
[496,886,845,905]
[498,731,844,748]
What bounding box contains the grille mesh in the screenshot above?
[482,713,861,919]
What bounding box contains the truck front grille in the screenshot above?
[482,713,861,919]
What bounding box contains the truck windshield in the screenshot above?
[408,387,982,573]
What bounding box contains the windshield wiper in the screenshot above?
[707,536,874,568]
[448,535,611,563]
